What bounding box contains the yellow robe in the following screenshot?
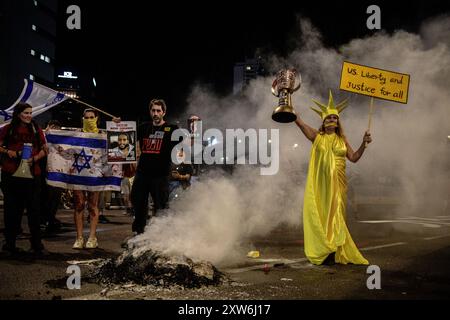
[303,133,368,265]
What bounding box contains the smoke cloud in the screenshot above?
[134,16,450,266]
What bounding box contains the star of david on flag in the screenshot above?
[46,130,122,191]
[72,149,93,173]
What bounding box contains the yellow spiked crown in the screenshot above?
[311,90,348,121]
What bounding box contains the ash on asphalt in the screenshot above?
[89,246,228,288]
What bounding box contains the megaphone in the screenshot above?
[12,143,33,179]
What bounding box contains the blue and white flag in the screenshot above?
[0,79,68,128]
[46,130,122,191]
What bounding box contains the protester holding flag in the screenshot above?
[1,79,122,250]
[71,109,103,249]
[294,91,372,265]
[44,109,122,251]
[0,103,47,254]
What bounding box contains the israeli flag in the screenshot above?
[46,130,122,191]
[0,79,68,128]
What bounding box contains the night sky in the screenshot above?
[56,0,450,122]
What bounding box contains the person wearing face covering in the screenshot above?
[82,111,99,133]
[71,109,101,249]
[294,91,372,266]
[72,109,121,249]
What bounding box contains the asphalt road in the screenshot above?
[1,208,450,300]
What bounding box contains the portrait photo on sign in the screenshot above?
[106,121,137,164]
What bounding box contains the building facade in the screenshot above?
[233,56,266,95]
[0,0,58,109]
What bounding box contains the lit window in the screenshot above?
[40,54,45,61]
[45,56,50,63]
[246,66,251,71]
[32,24,37,31]
[30,49,35,56]
[34,0,38,6]
[29,74,35,80]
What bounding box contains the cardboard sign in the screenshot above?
[340,61,410,104]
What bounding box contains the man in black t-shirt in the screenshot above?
[130,99,179,234]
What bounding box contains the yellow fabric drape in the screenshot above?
[303,133,368,265]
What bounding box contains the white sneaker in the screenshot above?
[72,237,84,249]
[85,237,98,249]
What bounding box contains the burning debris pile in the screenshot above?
[91,246,226,288]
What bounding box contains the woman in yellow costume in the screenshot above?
[295,91,372,265]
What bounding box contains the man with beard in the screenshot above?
[130,99,179,234]
[109,132,135,161]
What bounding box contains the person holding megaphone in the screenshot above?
[0,103,48,255]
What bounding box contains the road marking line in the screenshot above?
[398,216,450,221]
[397,216,450,225]
[358,220,441,228]
[66,258,105,265]
[358,220,395,223]
[360,242,407,251]
[423,235,450,241]
[251,259,280,263]
[289,263,314,269]
[225,258,308,274]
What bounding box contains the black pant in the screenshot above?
[1,172,43,250]
[130,174,169,234]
